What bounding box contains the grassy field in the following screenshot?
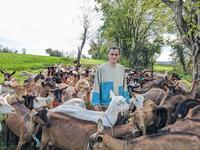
[0,52,192,82]
[154,64,174,72]
[0,52,74,71]
[0,52,106,83]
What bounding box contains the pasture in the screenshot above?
[0,52,192,89]
[0,52,106,83]
[0,52,193,149]
[0,52,192,88]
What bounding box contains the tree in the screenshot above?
[45,48,64,57]
[161,0,200,81]
[95,0,166,68]
[0,45,18,53]
[142,37,164,69]
[21,48,26,54]
[75,2,100,66]
[76,11,90,66]
[88,33,108,59]
[168,39,192,73]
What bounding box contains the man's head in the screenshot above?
[108,47,120,66]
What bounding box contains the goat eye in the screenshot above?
[97,136,103,142]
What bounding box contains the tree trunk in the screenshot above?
[76,47,81,66]
[192,36,200,95]
[192,35,200,79]
[161,0,200,96]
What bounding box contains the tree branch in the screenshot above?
[161,0,176,10]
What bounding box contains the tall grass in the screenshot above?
[0,52,73,71]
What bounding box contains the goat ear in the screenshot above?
[41,82,45,86]
[128,112,135,118]
[4,93,10,99]
[30,109,38,117]
[11,71,16,76]
[175,82,179,87]
[0,70,5,74]
[165,76,168,80]
[110,90,114,99]
[97,119,104,133]
[131,92,136,98]
[1,92,10,98]
[128,113,135,124]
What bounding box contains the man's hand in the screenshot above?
[94,106,101,111]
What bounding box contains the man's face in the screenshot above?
[108,49,120,65]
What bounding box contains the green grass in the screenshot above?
[0,53,107,83]
[154,64,174,73]
[80,58,106,67]
[0,52,73,71]
[154,63,192,87]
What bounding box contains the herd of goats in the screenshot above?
[0,63,200,150]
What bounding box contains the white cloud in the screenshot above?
[0,0,101,56]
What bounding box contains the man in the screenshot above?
[92,46,130,111]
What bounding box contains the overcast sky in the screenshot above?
[0,0,172,61]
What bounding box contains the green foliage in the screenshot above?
[88,38,108,59]
[95,0,166,68]
[0,45,18,54]
[45,48,64,57]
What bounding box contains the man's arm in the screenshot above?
[91,68,101,108]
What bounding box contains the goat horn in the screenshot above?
[175,82,179,87]
[61,85,68,91]
[46,88,56,92]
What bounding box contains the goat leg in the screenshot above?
[6,126,10,147]
[32,125,42,148]
[16,139,26,150]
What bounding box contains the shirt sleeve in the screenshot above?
[123,72,130,104]
[91,68,101,106]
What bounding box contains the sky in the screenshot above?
[0,0,172,61]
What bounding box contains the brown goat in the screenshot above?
[159,80,199,124]
[129,100,158,135]
[6,102,52,150]
[39,112,137,150]
[87,120,200,150]
[159,105,200,135]
[143,88,167,105]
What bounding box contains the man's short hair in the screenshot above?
[108,46,120,54]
